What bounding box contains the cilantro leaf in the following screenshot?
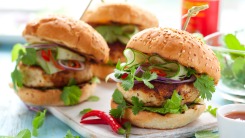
[143,90,187,114]
[186,67,196,77]
[194,75,215,100]
[206,105,217,117]
[15,129,31,138]
[131,96,144,115]
[112,89,124,104]
[68,78,77,86]
[195,130,219,138]
[121,75,134,91]
[11,43,26,62]
[61,85,82,106]
[110,89,127,118]
[141,71,157,89]
[11,68,23,90]
[64,130,80,138]
[32,109,47,137]
[21,48,36,65]
[123,122,131,138]
[79,108,92,115]
[87,96,99,102]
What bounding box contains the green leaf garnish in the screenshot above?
[64,130,80,138]
[11,68,23,90]
[79,108,92,115]
[135,71,157,89]
[0,129,31,138]
[110,89,127,118]
[90,76,101,84]
[194,75,215,100]
[32,109,47,137]
[131,96,144,115]
[224,34,245,51]
[11,43,26,62]
[87,96,99,102]
[206,105,217,117]
[143,90,187,114]
[21,48,36,65]
[195,130,219,138]
[61,85,82,106]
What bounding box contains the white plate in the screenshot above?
[48,82,218,138]
[217,81,245,96]
[219,91,245,104]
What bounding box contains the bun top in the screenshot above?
[23,15,109,63]
[126,27,220,84]
[81,3,159,30]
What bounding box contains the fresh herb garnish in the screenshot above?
[135,71,157,89]
[0,129,31,138]
[61,85,82,106]
[87,96,100,102]
[206,105,217,117]
[90,77,101,84]
[32,109,47,137]
[80,108,92,115]
[194,75,215,101]
[110,89,127,118]
[195,130,219,138]
[64,130,80,138]
[11,44,36,90]
[110,89,188,118]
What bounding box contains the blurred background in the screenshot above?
[0,0,245,45]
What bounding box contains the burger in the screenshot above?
[11,15,109,106]
[81,3,159,80]
[108,27,220,129]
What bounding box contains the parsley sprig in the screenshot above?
[110,89,188,118]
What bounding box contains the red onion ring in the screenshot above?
[58,60,85,71]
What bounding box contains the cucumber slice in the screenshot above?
[56,47,85,61]
[36,51,60,74]
[170,64,188,80]
[149,55,166,64]
[123,48,148,67]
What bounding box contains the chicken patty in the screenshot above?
[108,42,126,64]
[19,62,93,88]
[117,82,200,107]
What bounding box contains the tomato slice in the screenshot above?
[150,68,167,77]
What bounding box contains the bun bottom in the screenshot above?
[111,100,206,129]
[91,64,114,81]
[17,83,95,106]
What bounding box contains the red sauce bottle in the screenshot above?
[181,0,220,36]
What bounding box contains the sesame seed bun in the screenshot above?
[17,83,95,106]
[81,3,159,30]
[126,27,220,84]
[23,15,109,63]
[111,100,206,129]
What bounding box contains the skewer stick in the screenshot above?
[80,0,93,19]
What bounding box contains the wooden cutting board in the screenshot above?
[48,82,217,138]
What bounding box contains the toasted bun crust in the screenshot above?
[17,83,95,106]
[127,27,220,84]
[111,100,206,129]
[23,15,109,63]
[81,3,159,30]
[91,64,114,80]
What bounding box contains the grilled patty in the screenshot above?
[117,82,200,107]
[108,42,126,64]
[19,62,93,88]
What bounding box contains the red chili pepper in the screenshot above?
[41,50,51,61]
[121,73,128,79]
[150,68,167,77]
[80,119,107,124]
[81,110,126,135]
[49,53,65,70]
